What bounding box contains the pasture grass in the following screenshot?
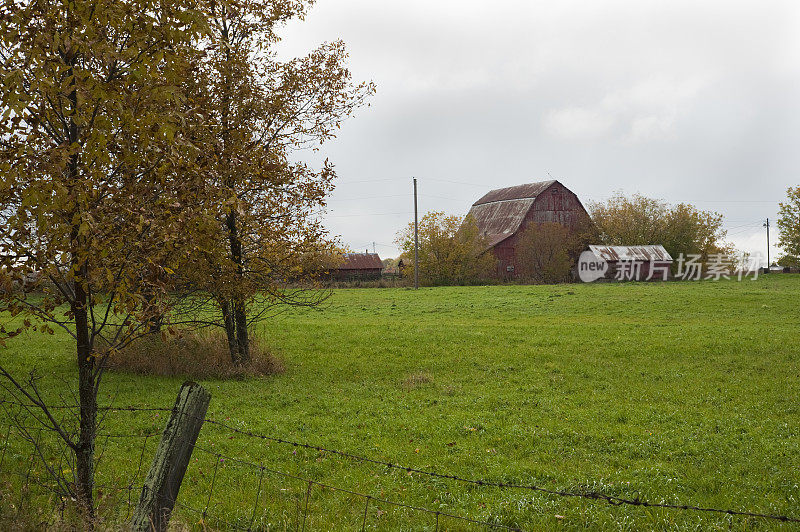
[1,275,799,530]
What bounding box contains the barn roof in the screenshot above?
[338,253,383,270]
[467,180,557,248]
[588,245,673,262]
[472,180,556,206]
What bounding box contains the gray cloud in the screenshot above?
[275,0,800,261]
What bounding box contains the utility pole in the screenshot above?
[372,241,376,254]
[764,218,770,269]
[413,177,419,290]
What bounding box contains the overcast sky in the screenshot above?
[275,0,800,263]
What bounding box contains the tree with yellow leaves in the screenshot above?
[166,0,374,365]
[777,186,800,265]
[0,0,204,518]
[589,192,731,263]
[396,212,495,286]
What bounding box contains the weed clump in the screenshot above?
[402,371,434,390]
[104,330,283,379]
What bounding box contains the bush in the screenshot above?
[588,192,731,261]
[395,212,496,286]
[104,330,283,379]
[515,222,574,284]
[329,276,407,289]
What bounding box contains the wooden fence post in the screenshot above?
[131,381,211,532]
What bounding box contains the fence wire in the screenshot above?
[187,443,524,531]
[1,398,798,529]
[199,414,800,524]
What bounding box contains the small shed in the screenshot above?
[587,245,673,281]
[334,253,383,281]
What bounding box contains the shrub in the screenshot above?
[395,212,496,286]
[104,330,283,379]
[515,222,574,284]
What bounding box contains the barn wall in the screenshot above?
[333,268,382,281]
[492,241,516,278]
[526,182,587,229]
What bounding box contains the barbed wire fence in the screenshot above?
[0,399,162,527]
[1,397,798,530]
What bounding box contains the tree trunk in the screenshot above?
[233,299,250,363]
[145,290,163,334]
[68,97,95,518]
[73,271,96,520]
[62,38,96,523]
[224,208,251,365]
[146,299,164,333]
[221,299,240,364]
[219,24,250,366]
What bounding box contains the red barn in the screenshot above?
[334,253,383,281]
[466,180,588,278]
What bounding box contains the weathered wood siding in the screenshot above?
[490,182,587,277]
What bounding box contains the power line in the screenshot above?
[335,177,487,189]
[335,177,404,185]
[336,177,779,205]
[726,227,764,237]
[352,242,395,250]
[419,193,464,202]
[723,222,763,231]
[328,194,409,202]
[692,200,776,204]
[323,211,413,218]
[424,177,488,188]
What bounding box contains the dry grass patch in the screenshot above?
[402,371,434,390]
[105,330,283,379]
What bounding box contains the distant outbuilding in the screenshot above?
[586,245,673,281]
[334,253,383,281]
[466,180,589,277]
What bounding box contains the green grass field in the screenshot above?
[2,276,799,530]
